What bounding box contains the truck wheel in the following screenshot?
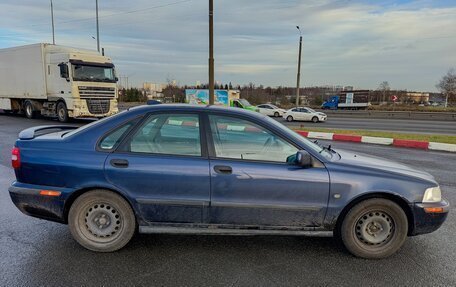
[24,101,35,119]
[286,116,293,122]
[274,112,280,117]
[68,189,136,252]
[56,101,69,122]
[339,198,408,259]
[312,116,319,123]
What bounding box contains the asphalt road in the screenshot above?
[276,116,456,135]
[3,109,456,136]
[0,116,455,286]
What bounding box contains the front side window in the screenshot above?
[209,115,298,163]
[127,114,201,156]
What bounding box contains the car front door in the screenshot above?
[104,112,210,224]
[206,114,330,228]
[299,108,311,121]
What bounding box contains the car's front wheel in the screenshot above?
[286,115,293,122]
[339,198,408,259]
[274,112,280,117]
[68,189,136,252]
[311,116,319,123]
[56,101,69,122]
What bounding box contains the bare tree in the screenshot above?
[378,81,390,103]
[436,68,456,108]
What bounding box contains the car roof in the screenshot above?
[127,104,266,119]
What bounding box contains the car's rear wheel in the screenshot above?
[24,101,35,119]
[68,189,136,252]
[287,116,293,122]
[274,112,280,117]
[339,198,408,259]
[311,116,319,123]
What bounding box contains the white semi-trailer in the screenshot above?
[0,43,119,122]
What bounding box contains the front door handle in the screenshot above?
[214,165,232,174]
[110,159,129,168]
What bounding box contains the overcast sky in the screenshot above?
[0,0,455,91]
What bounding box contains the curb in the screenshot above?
[295,131,456,153]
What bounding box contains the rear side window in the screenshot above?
[99,120,137,150]
[127,114,201,156]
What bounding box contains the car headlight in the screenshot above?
[423,186,442,203]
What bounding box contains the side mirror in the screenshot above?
[287,150,312,168]
[58,63,69,80]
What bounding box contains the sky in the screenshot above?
[0,0,455,91]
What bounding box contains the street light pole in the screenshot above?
[296,26,302,108]
[208,0,215,105]
[50,0,55,44]
[96,0,100,53]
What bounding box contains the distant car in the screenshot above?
[9,105,449,258]
[283,107,327,123]
[256,104,286,117]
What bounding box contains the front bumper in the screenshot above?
[9,182,69,223]
[411,199,450,236]
[69,98,119,118]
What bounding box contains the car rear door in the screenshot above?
[206,114,330,228]
[104,112,210,224]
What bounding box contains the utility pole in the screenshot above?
[296,26,302,107]
[208,0,215,105]
[96,0,100,53]
[50,0,55,44]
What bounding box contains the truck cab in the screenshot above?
[45,47,119,121]
[230,98,259,112]
[321,96,339,110]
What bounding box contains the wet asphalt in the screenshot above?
[0,114,455,286]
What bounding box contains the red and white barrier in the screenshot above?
[296,131,456,153]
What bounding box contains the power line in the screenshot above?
[16,0,192,28]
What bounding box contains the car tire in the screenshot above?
[287,116,293,122]
[24,101,35,119]
[56,101,69,122]
[311,116,319,123]
[339,198,408,259]
[274,112,280,117]
[68,189,136,252]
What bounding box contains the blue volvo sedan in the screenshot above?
[9,105,449,258]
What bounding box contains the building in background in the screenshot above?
[406,92,430,103]
[143,82,167,100]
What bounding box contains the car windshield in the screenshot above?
[264,116,332,159]
[72,64,116,83]
[239,99,252,107]
[306,107,316,113]
[269,104,279,109]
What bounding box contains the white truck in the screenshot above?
[0,43,119,122]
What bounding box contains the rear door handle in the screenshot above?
[110,159,129,168]
[214,165,232,174]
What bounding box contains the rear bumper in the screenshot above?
[9,182,68,223]
[411,199,450,236]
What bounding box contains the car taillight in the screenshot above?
[11,147,20,169]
